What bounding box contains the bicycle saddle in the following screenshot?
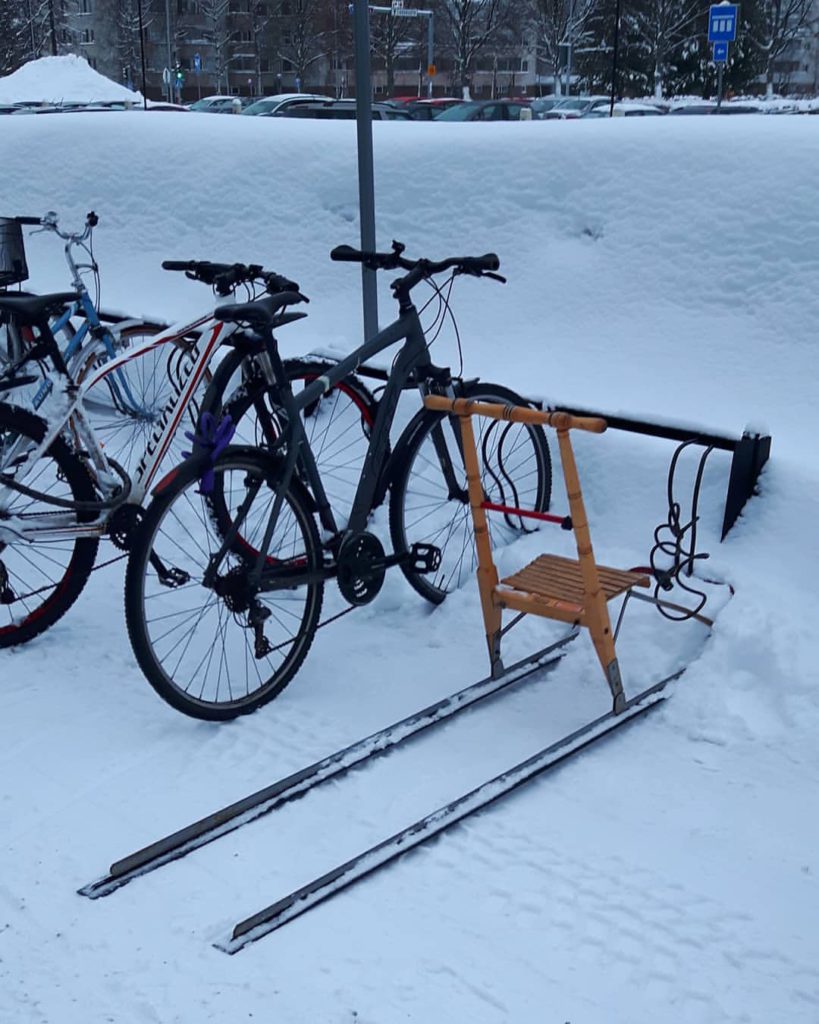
[0,291,80,324]
[214,291,306,327]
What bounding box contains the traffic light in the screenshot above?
[175,66,185,84]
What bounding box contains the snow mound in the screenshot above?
[0,55,142,105]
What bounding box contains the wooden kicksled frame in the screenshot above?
[424,396,704,714]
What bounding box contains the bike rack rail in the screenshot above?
[551,405,770,540]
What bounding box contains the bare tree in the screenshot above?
[748,0,812,96]
[201,0,234,92]
[528,0,597,95]
[115,0,152,88]
[276,0,326,87]
[437,0,504,95]
[371,10,416,95]
[246,0,275,94]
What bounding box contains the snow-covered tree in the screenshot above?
[527,0,597,95]
[748,0,812,96]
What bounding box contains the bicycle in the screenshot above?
[0,260,333,648]
[0,212,178,471]
[125,242,552,720]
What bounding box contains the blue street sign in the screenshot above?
[709,4,738,43]
[193,52,201,72]
[713,41,729,62]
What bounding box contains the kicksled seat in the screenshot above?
[424,396,658,714]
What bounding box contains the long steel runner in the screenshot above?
[216,671,680,954]
[79,633,576,900]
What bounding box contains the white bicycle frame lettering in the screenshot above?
[0,312,236,544]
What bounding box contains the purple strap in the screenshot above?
[182,412,235,494]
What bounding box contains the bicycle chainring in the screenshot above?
[336,531,385,606]
[108,504,145,551]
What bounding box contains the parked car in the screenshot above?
[536,95,611,119]
[434,100,531,121]
[188,95,251,113]
[670,101,764,115]
[274,100,413,120]
[244,93,326,116]
[610,102,665,116]
[404,98,463,120]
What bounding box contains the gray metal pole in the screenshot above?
[427,13,434,97]
[717,62,724,108]
[353,0,379,341]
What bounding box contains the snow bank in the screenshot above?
[1,112,817,458]
[1,113,818,1024]
[0,55,141,105]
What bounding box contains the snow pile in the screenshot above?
[0,113,818,1022]
[0,54,141,105]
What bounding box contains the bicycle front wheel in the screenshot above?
[125,449,324,721]
[0,403,99,647]
[389,382,552,605]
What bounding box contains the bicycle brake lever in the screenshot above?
[484,272,506,284]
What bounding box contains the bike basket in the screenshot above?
[0,218,29,287]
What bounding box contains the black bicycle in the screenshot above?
[125,243,552,719]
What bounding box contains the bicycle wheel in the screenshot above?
[74,322,202,478]
[125,448,324,721]
[388,382,552,605]
[208,354,379,524]
[0,404,100,647]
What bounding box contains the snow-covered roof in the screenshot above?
[0,54,142,105]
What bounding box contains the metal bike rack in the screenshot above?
[551,404,771,540]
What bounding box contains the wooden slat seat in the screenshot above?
[499,554,649,610]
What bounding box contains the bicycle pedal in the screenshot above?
[409,543,441,574]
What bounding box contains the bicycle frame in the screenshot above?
[213,300,455,587]
[0,311,232,545]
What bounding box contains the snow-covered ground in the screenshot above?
[1,111,818,1023]
[0,55,142,105]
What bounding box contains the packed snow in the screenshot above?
[0,55,142,105]
[0,108,818,1023]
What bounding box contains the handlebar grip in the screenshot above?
[330,245,363,262]
[14,216,42,226]
[466,253,500,273]
[162,260,196,272]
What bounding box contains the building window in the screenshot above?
[82,27,95,43]
[236,29,252,42]
[79,0,92,13]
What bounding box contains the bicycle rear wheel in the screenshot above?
[0,404,99,647]
[125,448,324,720]
[203,353,379,524]
[388,382,552,604]
[74,322,202,477]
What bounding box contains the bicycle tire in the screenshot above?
[0,403,100,647]
[125,447,324,721]
[203,352,380,522]
[388,381,552,605]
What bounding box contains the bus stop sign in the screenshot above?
[709,4,738,43]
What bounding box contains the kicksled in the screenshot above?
[80,397,730,951]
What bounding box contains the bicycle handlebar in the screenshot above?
[161,259,300,297]
[330,240,502,297]
[330,242,499,276]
